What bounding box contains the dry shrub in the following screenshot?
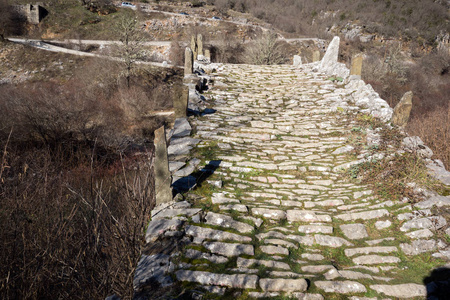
[243,32,288,65]
[361,46,449,169]
[213,0,448,45]
[407,108,450,170]
[0,80,127,152]
[209,36,245,63]
[0,141,153,299]
[0,57,182,299]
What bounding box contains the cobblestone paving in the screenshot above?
[149,64,448,299]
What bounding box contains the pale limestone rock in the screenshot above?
[345,246,398,257]
[176,270,258,289]
[340,224,368,240]
[205,212,254,233]
[406,229,434,239]
[402,136,433,158]
[185,249,228,264]
[352,255,400,265]
[315,234,353,247]
[332,145,354,155]
[287,210,332,222]
[315,280,367,294]
[324,268,373,280]
[203,242,254,257]
[320,36,340,69]
[252,208,286,220]
[259,278,308,292]
[219,204,248,212]
[375,220,392,230]
[264,239,296,249]
[301,253,325,261]
[335,209,389,221]
[414,195,450,209]
[298,225,333,234]
[260,245,289,255]
[237,257,290,270]
[293,55,302,67]
[400,216,447,232]
[400,239,437,255]
[370,283,426,298]
[185,225,252,243]
[151,208,201,220]
[304,199,344,208]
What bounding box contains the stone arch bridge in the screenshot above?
[132,37,450,300]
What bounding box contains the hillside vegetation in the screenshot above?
[209,0,449,44]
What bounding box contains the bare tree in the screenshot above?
[243,32,286,65]
[115,16,146,88]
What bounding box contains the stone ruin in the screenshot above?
[15,4,47,25]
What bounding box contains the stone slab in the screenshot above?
[175,270,258,289]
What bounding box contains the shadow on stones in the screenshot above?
[172,160,222,195]
[424,266,450,300]
[142,234,188,256]
[305,278,312,290]
[187,107,216,117]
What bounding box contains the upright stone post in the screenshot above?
[197,34,204,58]
[350,53,364,78]
[320,36,340,69]
[312,50,321,62]
[174,85,189,118]
[293,55,302,66]
[392,91,413,128]
[204,49,211,62]
[184,47,193,76]
[154,126,172,205]
[191,35,198,61]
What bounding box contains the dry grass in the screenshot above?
[407,108,450,170]
[0,141,154,299]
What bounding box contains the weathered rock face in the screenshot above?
[154,126,172,205]
[392,91,413,127]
